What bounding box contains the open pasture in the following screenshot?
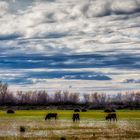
[0,110,139,140]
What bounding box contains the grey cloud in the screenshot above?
[0,33,21,40]
[123,79,140,83]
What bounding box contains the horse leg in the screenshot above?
[73,117,75,122]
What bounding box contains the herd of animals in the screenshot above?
[45,108,117,122]
[6,108,117,122]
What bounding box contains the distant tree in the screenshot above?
[16,91,24,105]
[54,91,62,103]
[83,94,90,104]
[91,92,100,107]
[69,92,80,104]
[5,91,15,105]
[37,90,49,104]
[62,91,69,103]
[135,92,140,108]
[100,94,107,107]
[0,81,8,105]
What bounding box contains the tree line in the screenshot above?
[0,82,140,109]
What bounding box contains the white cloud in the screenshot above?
[123,79,140,83]
[0,0,140,92]
[111,0,140,14]
[0,1,9,16]
[0,0,139,52]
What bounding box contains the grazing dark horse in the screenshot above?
[74,108,80,112]
[7,110,15,114]
[73,113,80,122]
[106,113,117,121]
[45,113,58,120]
[81,109,87,112]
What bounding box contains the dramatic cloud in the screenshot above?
[0,0,140,93]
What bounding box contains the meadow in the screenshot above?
[0,110,139,140]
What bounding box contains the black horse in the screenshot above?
[7,109,15,114]
[73,113,80,122]
[106,113,117,121]
[45,113,58,120]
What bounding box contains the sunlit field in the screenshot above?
[0,110,139,140]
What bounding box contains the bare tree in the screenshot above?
[83,94,90,104]
[0,82,8,104]
[69,92,80,104]
[54,91,62,103]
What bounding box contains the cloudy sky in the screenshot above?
[0,0,140,93]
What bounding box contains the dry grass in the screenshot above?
[0,118,139,140]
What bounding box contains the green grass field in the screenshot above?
[0,109,140,120]
[0,110,139,140]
